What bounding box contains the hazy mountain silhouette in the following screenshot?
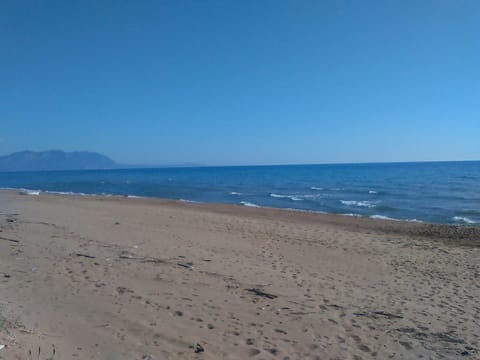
[0,150,117,172]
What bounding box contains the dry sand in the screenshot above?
[0,189,479,359]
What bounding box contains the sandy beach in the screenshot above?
[0,189,478,359]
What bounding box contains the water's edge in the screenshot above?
[1,162,479,226]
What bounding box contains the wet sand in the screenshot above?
[0,189,479,359]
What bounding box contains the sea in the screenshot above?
[1,161,479,226]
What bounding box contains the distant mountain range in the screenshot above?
[0,150,117,172]
[0,150,205,172]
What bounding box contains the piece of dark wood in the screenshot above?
[246,288,278,299]
[177,262,193,269]
[74,253,96,259]
[0,236,19,243]
[353,310,403,319]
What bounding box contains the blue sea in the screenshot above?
[1,161,479,226]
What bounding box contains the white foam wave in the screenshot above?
[370,214,397,221]
[270,193,303,201]
[15,188,97,197]
[240,201,260,208]
[340,200,376,208]
[453,216,477,224]
[311,187,323,191]
[179,199,199,204]
[229,192,243,195]
[344,213,421,223]
[45,190,89,196]
[368,190,378,194]
[283,207,326,214]
[270,193,288,198]
[19,189,41,196]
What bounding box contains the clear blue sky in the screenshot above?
[1,1,479,165]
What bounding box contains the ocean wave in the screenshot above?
[270,193,303,201]
[342,213,362,217]
[179,199,199,204]
[452,216,478,224]
[13,187,146,199]
[8,187,97,197]
[45,190,89,196]
[19,188,41,196]
[283,207,326,214]
[342,213,421,223]
[340,200,376,208]
[18,188,91,197]
[240,201,260,208]
[368,190,378,194]
[370,214,398,221]
[311,187,342,192]
[229,191,243,196]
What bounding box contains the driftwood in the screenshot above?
[74,253,96,259]
[246,288,278,299]
[0,236,19,243]
[118,251,165,264]
[177,262,193,270]
[353,310,403,319]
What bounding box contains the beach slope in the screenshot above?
[0,190,478,359]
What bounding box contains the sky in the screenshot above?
[1,0,479,166]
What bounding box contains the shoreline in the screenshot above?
[1,160,479,229]
[4,188,480,246]
[0,189,479,359]
[3,186,479,227]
